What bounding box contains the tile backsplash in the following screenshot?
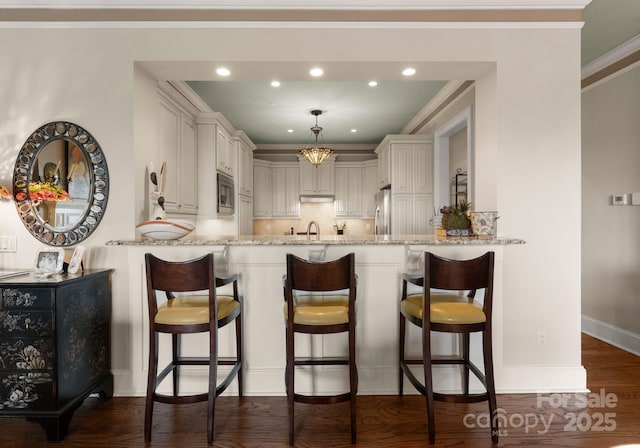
[253,203,374,236]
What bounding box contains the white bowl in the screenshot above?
[136,219,195,240]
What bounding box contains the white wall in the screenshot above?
[582,64,640,353]
[0,23,585,393]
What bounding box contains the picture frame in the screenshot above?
[68,245,85,274]
[34,248,64,274]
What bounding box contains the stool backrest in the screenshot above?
[425,251,495,315]
[145,253,215,293]
[285,252,356,293]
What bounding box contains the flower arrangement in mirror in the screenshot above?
[0,183,10,200]
[14,182,70,203]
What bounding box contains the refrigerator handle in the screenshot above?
[374,205,380,235]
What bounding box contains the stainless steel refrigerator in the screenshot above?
[374,188,391,235]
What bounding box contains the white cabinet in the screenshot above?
[392,194,434,235]
[363,160,378,218]
[158,93,198,215]
[375,135,434,235]
[236,131,255,198]
[391,142,432,195]
[299,157,335,195]
[335,165,362,217]
[238,195,254,235]
[216,126,235,177]
[272,163,300,217]
[253,161,272,218]
[376,144,391,188]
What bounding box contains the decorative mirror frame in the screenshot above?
[13,121,109,246]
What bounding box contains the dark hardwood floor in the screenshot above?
[2,334,640,447]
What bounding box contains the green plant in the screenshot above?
[440,201,472,230]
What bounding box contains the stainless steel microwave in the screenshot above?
[217,172,234,215]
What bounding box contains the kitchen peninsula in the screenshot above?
[107,235,524,397]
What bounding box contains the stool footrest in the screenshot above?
[434,392,489,403]
[294,356,348,366]
[294,392,352,404]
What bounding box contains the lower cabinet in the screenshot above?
[392,194,434,235]
[0,270,113,442]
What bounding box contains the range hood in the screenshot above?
[300,195,335,203]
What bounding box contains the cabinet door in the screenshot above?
[413,194,434,234]
[216,127,234,176]
[299,162,316,195]
[378,145,391,188]
[179,115,198,213]
[347,167,362,216]
[238,142,253,197]
[334,167,349,217]
[363,162,378,218]
[238,195,254,235]
[299,160,334,195]
[392,143,414,194]
[272,167,286,216]
[253,164,271,217]
[392,195,412,235]
[159,99,181,211]
[413,142,432,194]
[284,167,300,216]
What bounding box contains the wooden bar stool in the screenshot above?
[144,253,243,444]
[399,251,498,444]
[283,253,358,445]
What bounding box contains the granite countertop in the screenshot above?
[107,234,525,246]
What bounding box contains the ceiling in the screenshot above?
[3,0,639,156]
[179,0,640,154]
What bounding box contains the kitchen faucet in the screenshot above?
[306,220,320,240]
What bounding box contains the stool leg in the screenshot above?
[398,313,406,396]
[483,327,499,443]
[144,331,159,444]
[207,326,218,444]
[172,334,180,396]
[236,311,244,397]
[349,319,357,444]
[286,322,295,445]
[422,326,435,445]
[462,333,470,395]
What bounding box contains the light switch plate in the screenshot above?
[612,194,628,205]
[0,236,17,252]
[632,192,640,205]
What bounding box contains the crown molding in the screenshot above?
[0,1,592,10]
[581,34,640,90]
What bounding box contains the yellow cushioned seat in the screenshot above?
[283,294,349,325]
[401,293,486,324]
[155,294,239,325]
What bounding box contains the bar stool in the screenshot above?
[283,252,358,445]
[144,253,243,444]
[399,251,498,444]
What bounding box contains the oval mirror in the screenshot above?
[12,121,109,246]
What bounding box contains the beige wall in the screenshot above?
[0,23,585,391]
[582,64,640,337]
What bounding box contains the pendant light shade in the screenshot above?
[299,110,333,166]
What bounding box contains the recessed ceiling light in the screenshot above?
[287,129,294,133]
[350,129,358,133]
[310,67,324,77]
[368,81,378,87]
[271,81,281,87]
[216,67,231,77]
[402,67,416,76]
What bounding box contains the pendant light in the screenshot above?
[299,109,333,166]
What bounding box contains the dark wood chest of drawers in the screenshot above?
[0,270,113,441]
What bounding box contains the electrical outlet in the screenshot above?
[537,332,546,346]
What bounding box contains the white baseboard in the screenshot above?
[582,315,640,357]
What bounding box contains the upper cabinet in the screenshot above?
[216,125,235,177]
[363,160,378,218]
[236,131,255,198]
[158,89,198,215]
[253,160,272,218]
[196,112,241,217]
[375,135,433,195]
[299,156,335,195]
[272,163,300,217]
